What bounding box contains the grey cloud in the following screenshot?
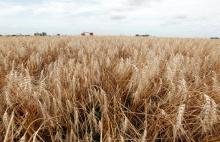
[173,15,188,20]
[160,14,201,27]
[161,15,189,25]
[71,10,103,17]
[110,15,127,20]
[106,0,162,18]
[128,0,145,6]
[160,15,188,26]
[159,20,176,26]
[127,0,161,7]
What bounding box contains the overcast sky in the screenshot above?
[0,0,219,37]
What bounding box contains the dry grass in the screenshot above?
[0,36,220,141]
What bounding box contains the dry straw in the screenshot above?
[0,36,219,141]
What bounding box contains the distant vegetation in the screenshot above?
[34,32,47,36]
[136,34,150,37]
[210,37,219,39]
[81,32,94,36]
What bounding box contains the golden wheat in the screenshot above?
[0,36,220,141]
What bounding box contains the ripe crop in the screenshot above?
[0,36,220,141]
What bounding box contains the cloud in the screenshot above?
[0,0,220,37]
[127,0,161,8]
[0,0,100,16]
[0,0,161,19]
[110,15,127,20]
[159,15,190,27]
[32,1,77,15]
[0,2,27,16]
[173,15,188,20]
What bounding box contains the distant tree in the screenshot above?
[42,32,47,36]
[210,37,219,39]
[57,34,61,36]
[34,32,39,36]
[142,34,150,37]
[81,32,94,36]
[135,34,150,37]
[34,32,47,36]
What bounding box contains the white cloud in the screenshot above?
[0,0,220,37]
[0,2,27,16]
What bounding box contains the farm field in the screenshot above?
[0,36,220,141]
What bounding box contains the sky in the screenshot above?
[0,0,220,37]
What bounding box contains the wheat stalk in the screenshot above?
[174,104,185,140]
[0,36,220,141]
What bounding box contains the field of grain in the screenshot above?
[0,36,220,141]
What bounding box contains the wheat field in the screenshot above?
[0,36,220,141]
